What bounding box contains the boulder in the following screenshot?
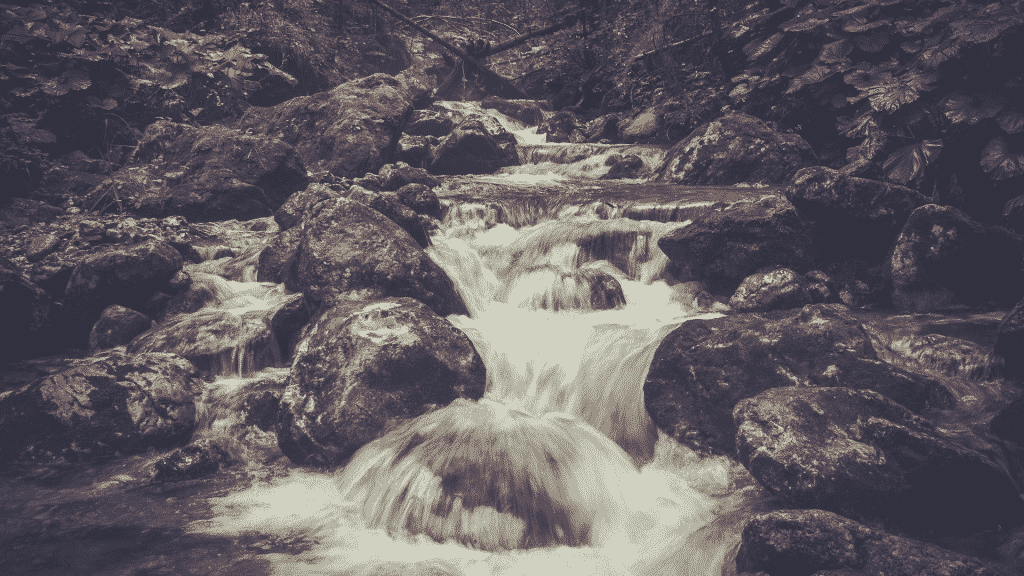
[377,163,439,191]
[654,113,817,185]
[398,134,438,167]
[619,109,660,143]
[63,240,183,339]
[256,226,302,284]
[274,182,344,231]
[737,509,1002,575]
[585,114,619,143]
[889,204,1024,312]
[88,305,153,351]
[404,107,457,137]
[427,119,520,175]
[734,387,1024,534]
[127,309,280,378]
[601,154,647,180]
[644,304,951,454]
[481,96,546,126]
[396,183,442,219]
[994,297,1024,381]
[0,256,53,361]
[729,267,815,312]
[151,439,232,482]
[346,185,430,248]
[657,197,820,295]
[237,73,415,177]
[87,120,308,221]
[286,197,467,316]
[25,232,61,262]
[538,110,584,143]
[277,298,486,466]
[0,351,202,465]
[786,166,930,261]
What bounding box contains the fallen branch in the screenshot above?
[412,15,520,36]
[633,32,714,61]
[488,13,579,56]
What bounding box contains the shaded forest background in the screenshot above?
[3,0,1023,225]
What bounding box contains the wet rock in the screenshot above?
[346,185,430,248]
[786,166,930,261]
[88,305,153,351]
[497,266,626,311]
[160,273,235,319]
[378,163,439,191]
[654,113,817,185]
[404,107,457,137]
[398,134,438,168]
[729,267,814,312]
[734,387,1024,534]
[0,256,53,361]
[889,204,1024,312]
[151,439,232,482]
[737,509,1001,575]
[128,309,280,378]
[256,226,302,284]
[620,109,660,143]
[804,269,840,304]
[286,197,467,316]
[427,119,519,175]
[64,240,183,339]
[994,298,1024,381]
[0,350,202,466]
[274,182,345,231]
[538,110,582,143]
[269,293,314,362]
[396,183,442,219]
[25,233,60,262]
[239,73,415,177]
[644,304,951,454]
[481,96,546,126]
[87,120,309,221]
[601,154,646,180]
[1002,193,1024,235]
[657,197,821,295]
[278,298,486,466]
[585,114,619,143]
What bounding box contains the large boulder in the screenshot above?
[737,509,1003,575]
[481,96,546,126]
[277,298,486,466]
[644,304,951,454]
[64,240,184,338]
[0,351,202,466]
[729,267,815,312]
[87,120,308,221]
[657,197,821,294]
[0,256,53,360]
[286,197,467,316]
[734,387,1024,534]
[538,110,583,143]
[653,113,816,185]
[889,204,1024,312]
[427,119,520,175]
[273,182,344,231]
[785,166,930,261]
[237,73,415,177]
[88,305,153,352]
[345,185,430,248]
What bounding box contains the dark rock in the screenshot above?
[404,107,457,137]
[88,305,153,351]
[396,183,442,219]
[128,309,280,378]
[0,198,64,227]
[277,298,486,467]
[346,185,430,248]
[538,110,582,143]
[737,509,1001,576]
[786,166,930,261]
[654,113,817,185]
[644,304,951,454]
[151,439,232,482]
[601,154,646,180]
[1002,193,1024,235]
[657,197,821,295]
[269,293,314,362]
[804,269,840,304]
[481,96,546,126]
[238,73,414,178]
[274,183,345,231]
[889,204,1024,312]
[64,240,183,338]
[994,298,1024,381]
[729,267,815,312]
[25,233,61,262]
[378,163,439,191]
[427,119,520,175]
[585,114,619,143]
[256,226,302,284]
[286,197,467,316]
[0,256,53,361]
[87,120,309,221]
[160,272,235,319]
[398,134,438,167]
[734,387,1024,534]
[0,351,202,465]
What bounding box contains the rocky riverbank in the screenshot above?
[4,63,1024,575]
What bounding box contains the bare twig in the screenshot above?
[412,15,520,35]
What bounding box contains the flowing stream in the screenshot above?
[1,103,1007,575]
